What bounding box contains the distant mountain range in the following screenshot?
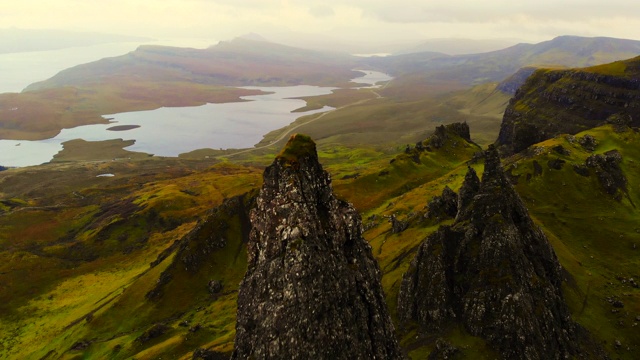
[368,35,640,92]
[395,37,520,56]
[25,34,640,99]
[25,37,357,91]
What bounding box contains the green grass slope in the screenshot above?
[2,122,639,358]
[0,159,262,359]
[504,125,640,358]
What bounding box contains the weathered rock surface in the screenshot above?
[192,348,227,360]
[428,123,472,150]
[579,135,599,152]
[207,280,223,295]
[390,214,409,234]
[404,122,473,157]
[547,158,566,170]
[232,134,403,360]
[455,167,480,220]
[427,339,460,360]
[398,145,602,359]
[496,56,640,155]
[426,186,458,221]
[136,323,169,343]
[585,150,629,201]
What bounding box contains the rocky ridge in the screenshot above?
[403,122,474,162]
[145,193,255,301]
[496,56,640,155]
[232,134,403,359]
[398,145,602,359]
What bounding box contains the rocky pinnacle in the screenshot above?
[232,134,403,360]
[398,145,602,359]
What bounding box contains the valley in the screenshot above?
[1,34,640,359]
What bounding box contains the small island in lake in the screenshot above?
[107,125,140,131]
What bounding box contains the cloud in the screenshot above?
[309,5,335,18]
[357,1,640,24]
[1,0,639,45]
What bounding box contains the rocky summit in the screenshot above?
[398,145,601,359]
[232,134,404,359]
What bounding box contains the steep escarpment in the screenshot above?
[232,134,403,359]
[398,146,602,359]
[497,56,640,155]
[495,66,538,95]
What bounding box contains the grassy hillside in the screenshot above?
[0,158,262,359]
[1,122,639,358]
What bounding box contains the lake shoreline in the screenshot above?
[0,70,392,167]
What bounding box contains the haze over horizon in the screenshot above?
[3,1,640,53]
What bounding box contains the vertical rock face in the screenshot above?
[495,57,640,156]
[232,134,403,360]
[398,146,595,359]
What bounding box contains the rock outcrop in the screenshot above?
[425,186,458,221]
[428,123,472,149]
[496,56,640,155]
[398,145,600,359]
[585,150,630,201]
[232,134,403,359]
[402,122,475,162]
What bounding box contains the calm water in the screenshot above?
[0,66,391,167]
[350,69,392,87]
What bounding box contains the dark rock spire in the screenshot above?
[398,145,602,359]
[455,166,480,220]
[232,134,403,360]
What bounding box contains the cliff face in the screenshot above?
[232,134,403,359]
[496,56,640,155]
[398,146,601,359]
[495,66,538,95]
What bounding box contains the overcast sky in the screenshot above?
[3,1,640,48]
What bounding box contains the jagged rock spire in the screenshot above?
[232,134,404,360]
[398,145,601,359]
[455,165,480,220]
